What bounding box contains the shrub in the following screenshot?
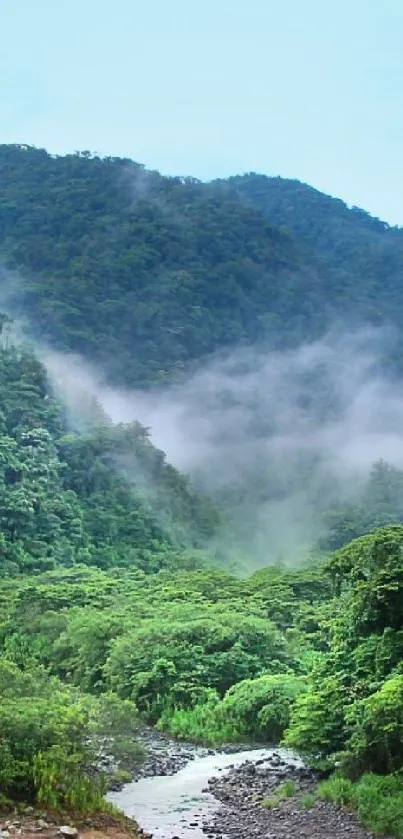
[318,772,403,837]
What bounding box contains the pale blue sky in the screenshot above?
[2,0,403,223]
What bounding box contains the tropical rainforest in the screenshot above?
[1,144,403,834]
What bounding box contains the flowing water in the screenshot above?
[107,747,302,839]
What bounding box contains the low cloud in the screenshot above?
[40,327,403,567]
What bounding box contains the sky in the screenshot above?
[2,0,403,223]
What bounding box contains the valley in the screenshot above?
[0,145,403,837]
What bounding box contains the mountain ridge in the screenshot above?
[2,144,403,388]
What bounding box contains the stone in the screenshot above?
[58,828,78,839]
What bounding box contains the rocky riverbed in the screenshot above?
[205,753,385,839]
[131,727,266,781]
[131,727,213,780]
[2,741,394,839]
[110,732,393,839]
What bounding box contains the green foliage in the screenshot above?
[227,173,403,350]
[33,747,106,813]
[300,792,316,809]
[104,614,292,721]
[211,674,305,742]
[1,148,403,820]
[276,779,297,797]
[0,146,331,388]
[285,526,403,779]
[157,691,230,743]
[262,779,298,809]
[262,795,281,809]
[0,339,219,578]
[0,658,140,807]
[160,674,305,744]
[2,147,403,391]
[318,774,355,805]
[318,773,403,837]
[284,672,347,766]
[319,461,403,551]
[346,675,403,774]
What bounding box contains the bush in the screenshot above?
[0,658,140,807]
[346,675,403,774]
[160,674,305,744]
[33,747,106,812]
[214,674,304,742]
[318,772,403,837]
[105,615,291,721]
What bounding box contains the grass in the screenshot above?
[262,795,280,809]
[318,774,354,806]
[106,769,133,789]
[318,772,403,837]
[300,792,316,810]
[262,779,298,809]
[262,771,403,834]
[276,780,297,797]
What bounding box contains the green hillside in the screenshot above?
[2,146,403,389]
[0,145,347,386]
[0,332,217,577]
[226,172,403,326]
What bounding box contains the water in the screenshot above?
[107,747,301,839]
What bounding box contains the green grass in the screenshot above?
[318,774,354,806]
[300,792,316,809]
[262,795,280,809]
[262,779,298,809]
[276,779,297,797]
[157,704,238,745]
[318,772,403,837]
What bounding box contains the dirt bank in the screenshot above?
[0,810,140,839]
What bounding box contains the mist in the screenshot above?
[40,327,403,568]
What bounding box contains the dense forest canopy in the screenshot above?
[1,144,403,834]
[1,143,403,389]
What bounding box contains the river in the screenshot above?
[107,746,302,839]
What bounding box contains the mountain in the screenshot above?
[3,144,403,560]
[1,143,393,389]
[1,147,403,391]
[224,172,403,325]
[0,332,218,577]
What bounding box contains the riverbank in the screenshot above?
[0,809,140,839]
[110,733,394,839]
[5,735,395,839]
[130,727,270,781]
[206,754,385,839]
[130,726,213,780]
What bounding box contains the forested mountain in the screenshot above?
[0,144,329,387]
[225,173,403,343]
[0,332,217,577]
[2,144,403,834]
[2,144,403,389]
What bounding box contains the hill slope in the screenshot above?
[226,172,403,326]
[0,144,367,387]
[2,146,403,387]
[0,332,217,576]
